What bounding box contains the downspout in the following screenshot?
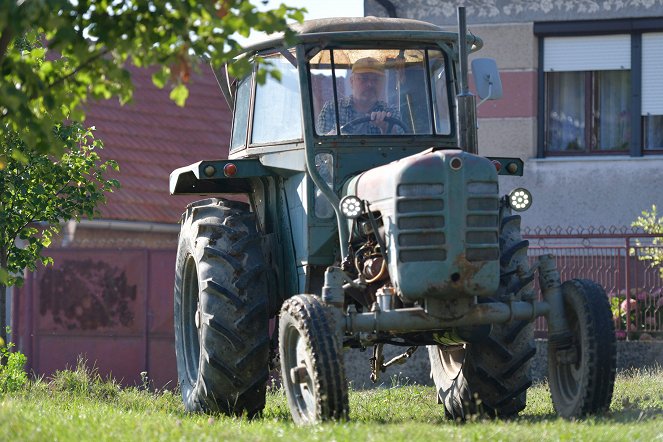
[75,219,180,233]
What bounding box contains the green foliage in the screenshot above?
[632,204,663,279]
[49,356,121,401]
[0,1,305,163]
[0,338,28,394]
[0,123,119,286]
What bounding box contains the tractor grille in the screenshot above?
[396,183,446,263]
[466,181,500,262]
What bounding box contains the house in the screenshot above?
[365,0,663,230]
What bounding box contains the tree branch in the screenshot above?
[0,46,113,124]
[0,26,13,67]
[46,47,112,90]
[4,178,73,254]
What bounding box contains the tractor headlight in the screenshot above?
[508,188,532,212]
[340,196,363,219]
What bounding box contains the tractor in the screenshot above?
[170,8,616,424]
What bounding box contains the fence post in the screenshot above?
[625,237,632,341]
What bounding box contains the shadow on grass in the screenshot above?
[263,386,663,425]
[515,407,663,424]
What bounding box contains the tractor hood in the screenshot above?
[343,148,501,301]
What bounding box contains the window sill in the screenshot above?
[533,154,663,164]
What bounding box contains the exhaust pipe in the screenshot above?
[455,7,478,154]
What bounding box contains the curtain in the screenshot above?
[597,70,630,151]
[546,71,586,152]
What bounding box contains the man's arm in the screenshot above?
[316,101,337,135]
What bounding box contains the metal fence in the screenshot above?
[525,227,663,340]
[12,230,662,387]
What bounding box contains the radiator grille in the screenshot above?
[397,193,446,263]
[465,182,499,262]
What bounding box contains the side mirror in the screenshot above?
[471,58,503,104]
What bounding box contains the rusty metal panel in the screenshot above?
[37,250,146,335]
[34,249,147,384]
[37,336,144,386]
[147,250,177,388]
[148,250,176,334]
[147,337,177,390]
[12,248,181,389]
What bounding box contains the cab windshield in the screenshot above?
[310,48,451,137]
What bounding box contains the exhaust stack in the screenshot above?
[455,7,478,154]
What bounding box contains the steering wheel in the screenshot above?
[340,116,408,134]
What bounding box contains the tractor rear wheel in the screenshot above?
[548,279,616,418]
[429,211,536,419]
[174,198,270,417]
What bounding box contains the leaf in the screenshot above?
[169,84,189,107]
[152,68,169,89]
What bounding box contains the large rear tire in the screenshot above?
[548,279,616,418]
[429,211,536,419]
[174,198,270,417]
[279,294,349,425]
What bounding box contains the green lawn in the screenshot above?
[0,362,661,441]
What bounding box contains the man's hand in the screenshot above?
[370,111,392,134]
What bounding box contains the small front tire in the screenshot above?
[548,279,616,418]
[279,295,349,425]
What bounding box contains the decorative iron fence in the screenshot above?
[524,227,663,340]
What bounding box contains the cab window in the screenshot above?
[230,76,251,151]
[252,53,303,144]
[309,48,451,137]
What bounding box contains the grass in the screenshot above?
[0,361,662,441]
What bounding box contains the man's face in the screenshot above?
[351,72,385,103]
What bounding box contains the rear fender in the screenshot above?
[170,159,275,195]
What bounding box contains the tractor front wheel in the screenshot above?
[279,295,349,425]
[548,279,616,418]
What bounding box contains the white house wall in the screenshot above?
[366,0,663,230]
[500,157,663,230]
[365,0,663,25]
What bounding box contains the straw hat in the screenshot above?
[352,57,385,75]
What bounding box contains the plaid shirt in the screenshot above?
[316,96,402,135]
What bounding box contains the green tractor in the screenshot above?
[170,8,616,424]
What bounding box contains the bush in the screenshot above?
[0,340,28,394]
[632,205,663,279]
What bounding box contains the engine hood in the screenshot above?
[342,148,501,301]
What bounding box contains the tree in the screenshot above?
[0,1,304,165]
[0,0,303,344]
[0,123,120,342]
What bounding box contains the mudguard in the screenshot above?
[170,159,275,195]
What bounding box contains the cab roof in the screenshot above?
[239,16,475,55]
[290,17,443,33]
